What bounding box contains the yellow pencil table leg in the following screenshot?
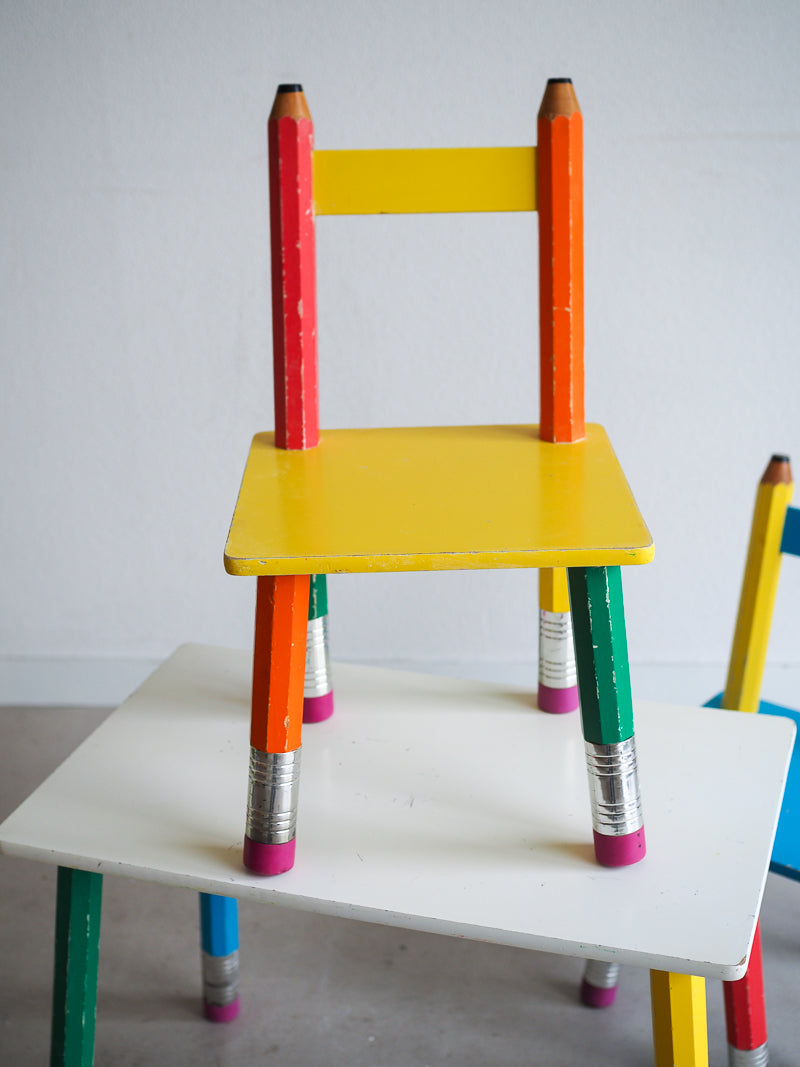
[650,970,708,1067]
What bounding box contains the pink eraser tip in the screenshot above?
[538,683,579,714]
[303,691,334,723]
[580,980,617,1008]
[243,836,296,876]
[593,827,646,868]
[203,998,241,1023]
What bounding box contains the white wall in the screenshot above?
[2,1,800,701]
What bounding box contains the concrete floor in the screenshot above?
[1,701,799,1066]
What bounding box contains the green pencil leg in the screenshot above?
[51,867,103,1067]
[567,566,645,867]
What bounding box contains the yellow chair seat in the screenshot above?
[224,423,653,576]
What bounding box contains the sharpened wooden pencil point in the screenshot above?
[270,85,311,122]
[762,455,792,485]
[538,79,581,120]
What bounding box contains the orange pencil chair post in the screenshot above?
[537,78,584,716]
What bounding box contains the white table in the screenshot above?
[0,643,792,983]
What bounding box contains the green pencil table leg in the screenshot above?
[567,566,645,866]
[51,867,103,1067]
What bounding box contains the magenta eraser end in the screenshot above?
[203,997,241,1023]
[580,980,617,1008]
[538,683,579,714]
[303,691,334,723]
[243,836,296,875]
[593,827,646,867]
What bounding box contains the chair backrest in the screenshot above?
[267,79,585,452]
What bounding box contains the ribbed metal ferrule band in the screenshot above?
[584,736,643,836]
[305,615,332,697]
[538,610,577,688]
[246,747,301,844]
[202,949,240,1006]
[583,959,621,989]
[728,1042,769,1067]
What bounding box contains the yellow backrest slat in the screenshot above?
[313,147,536,215]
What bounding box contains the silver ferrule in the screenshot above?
[584,736,644,837]
[538,610,577,689]
[583,958,621,990]
[728,1043,769,1067]
[202,949,240,1007]
[305,615,332,698]
[246,747,301,844]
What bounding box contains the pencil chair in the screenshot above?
[582,453,800,1066]
[227,78,652,874]
[223,79,720,1059]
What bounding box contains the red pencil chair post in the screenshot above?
[242,84,327,876]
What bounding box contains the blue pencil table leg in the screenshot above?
[199,893,240,1021]
[51,866,103,1067]
[568,566,646,867]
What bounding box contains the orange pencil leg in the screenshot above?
[244,574,310,875]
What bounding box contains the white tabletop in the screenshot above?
[0,644,793,980]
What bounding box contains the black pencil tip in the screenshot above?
[547,77,573,84]
[277,83,303,94]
